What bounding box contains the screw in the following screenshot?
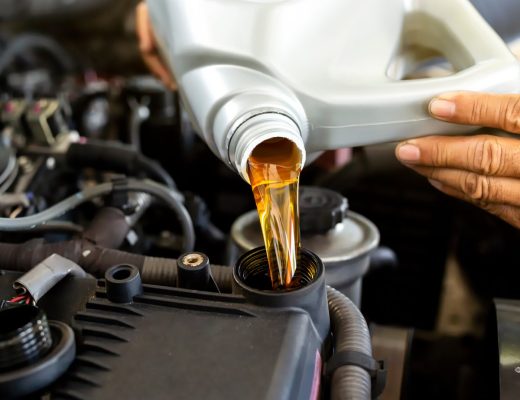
[515,366,520,374]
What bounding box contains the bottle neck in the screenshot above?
[229,112,306,183]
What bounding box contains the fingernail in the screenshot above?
[429,98,456,119]
[397,144,421,162]
[429,179,443,190]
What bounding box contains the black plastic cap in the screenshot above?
[105,264,143,304]
[299,186,348,234]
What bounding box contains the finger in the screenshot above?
[410,165,520,207]
[396,134,520,178]
[142,53,176,90]
[135,2,176,90]
[429,182,520,229]
[428,91,520,134]
[136,2,154,53]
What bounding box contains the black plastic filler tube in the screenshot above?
[233,247,330,341]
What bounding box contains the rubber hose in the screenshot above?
[209,264,234,293]
[327,286,372,400]
[83,207,130,249]
[0,240,233,292]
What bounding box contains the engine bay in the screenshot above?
[1,1,520,399]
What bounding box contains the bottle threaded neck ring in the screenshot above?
[229,112,306,183]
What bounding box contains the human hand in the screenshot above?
[395,92,520,228]
[135,2,176,90]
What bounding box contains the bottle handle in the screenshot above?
[310,0,520,150]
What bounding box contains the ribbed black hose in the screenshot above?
[0,240,233,292]
[327,286,372,400]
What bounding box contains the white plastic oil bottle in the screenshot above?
[148,0,520,181]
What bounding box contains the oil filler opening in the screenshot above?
[234,247,321,292]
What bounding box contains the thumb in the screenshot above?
[429,92,520,134]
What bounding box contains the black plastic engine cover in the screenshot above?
[0,272,325,400]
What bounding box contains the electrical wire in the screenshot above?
[0,181,113,231]
[6,293,32,305]
[0,179,195,252]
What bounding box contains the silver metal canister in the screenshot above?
[227,187,379,306]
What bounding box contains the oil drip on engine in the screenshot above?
[247,138,302,289]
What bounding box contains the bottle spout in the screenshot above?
[229,112,306,183]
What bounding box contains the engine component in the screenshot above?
[83,207,131,249]
[13,254,86,302]
[1,100,27,137]
[0,235,235,292]
[65,140,177,190]
[0,147,18,195]
[0,305,75,399]
[104,264,143,304]
[176,252,215,291]
[0,178,195,252]
[496,299,520,400]
[25,99,69,146]
[0,247,379,399]
[234,247,330,341]
[0,305,52,371]
[327,287,383,400]
[229,187,380,305]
